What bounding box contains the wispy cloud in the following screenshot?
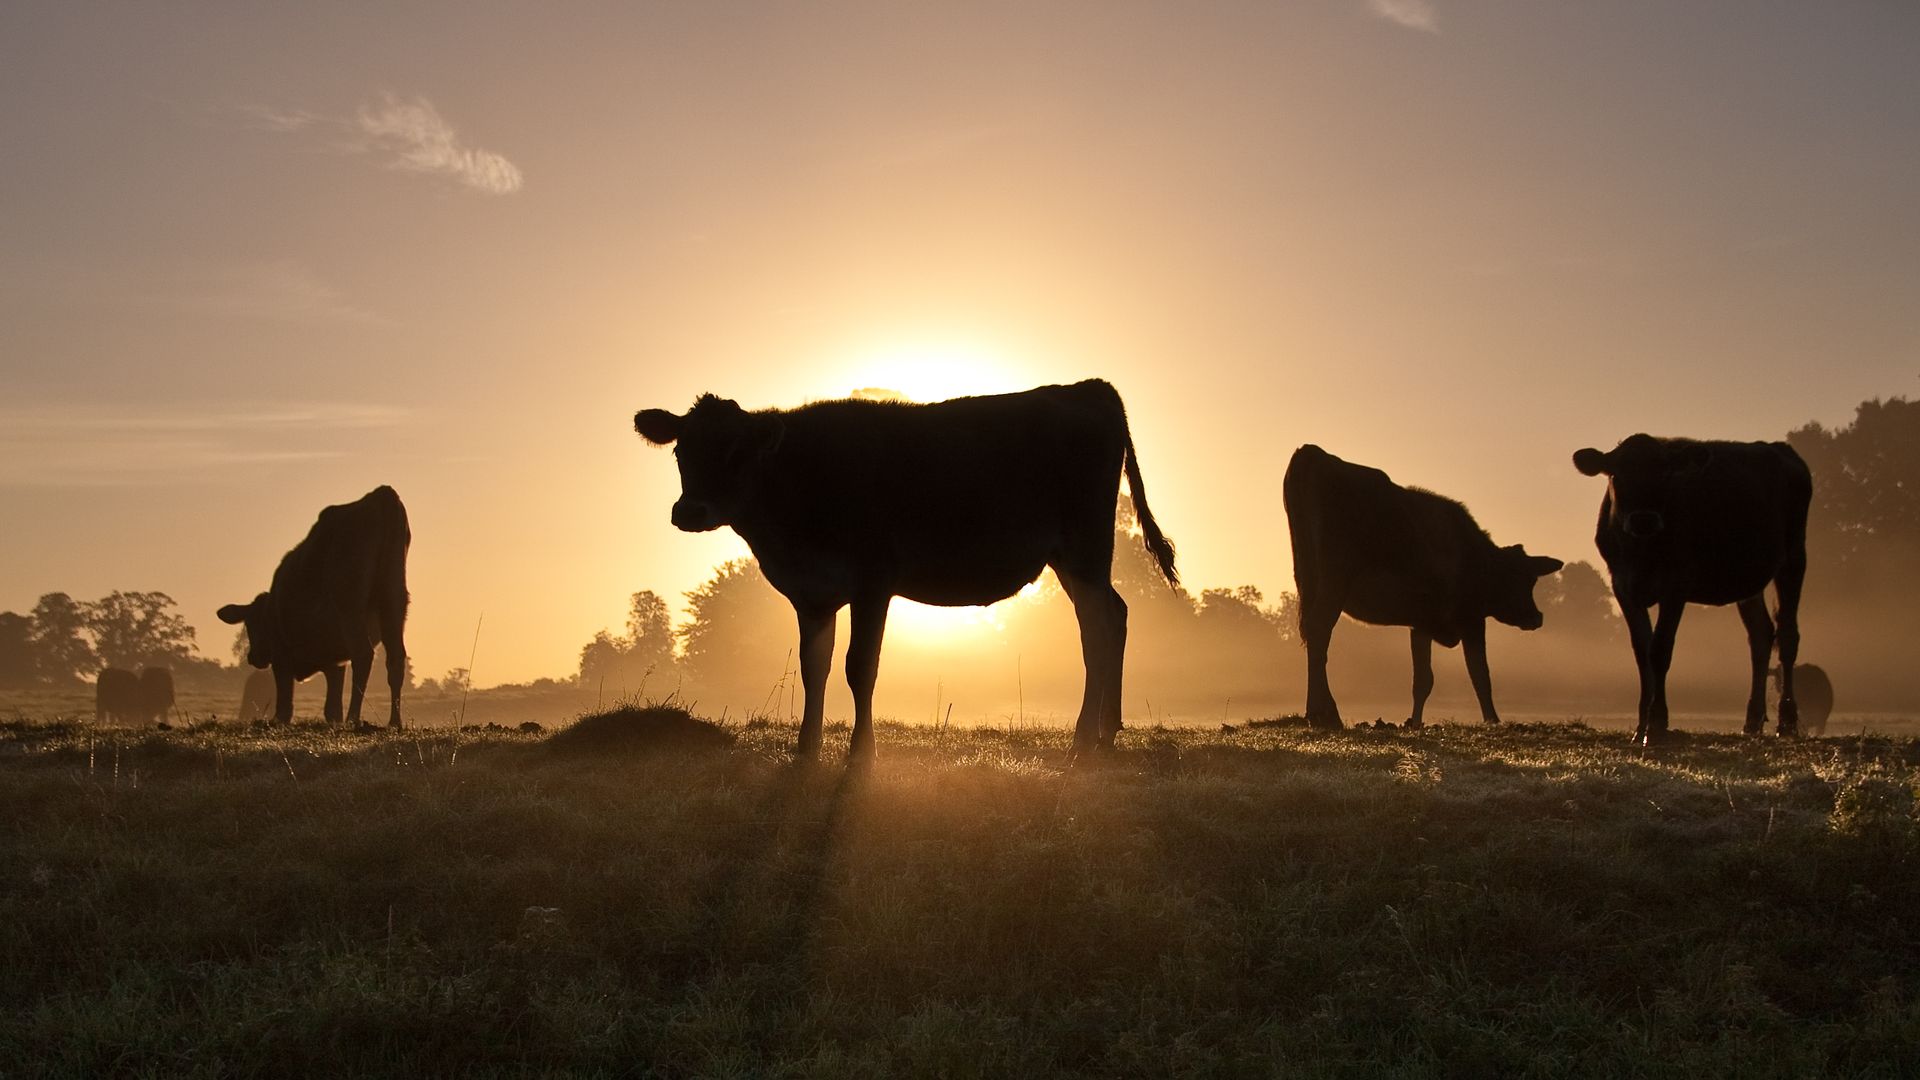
[1369,0,1440,33]
[238,94,523,195]
[0,403,408,487]
[159,261,384,324]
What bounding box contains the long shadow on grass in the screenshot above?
[678,761,865,975]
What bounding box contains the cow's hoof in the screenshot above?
[1403,717,1425,730]
[1776,724,1800,738]
[1306,716,1344,733]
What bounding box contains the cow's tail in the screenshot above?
[1119,405,1179,588]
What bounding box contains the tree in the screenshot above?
[678,560,795,704]
[87,591,199,671]
[28,593,95,684]
[0,612,34,688]
[1535,560,1621,640]
[1788,396,1920,590]
[626,590,676,674]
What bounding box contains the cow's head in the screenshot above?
[634,394,785,532]
[1486,546,1565,630]
[216,593,274,669]
[1573,434,1714,540]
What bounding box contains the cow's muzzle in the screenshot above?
[671,498,721,532]
[1623,510,1664,538]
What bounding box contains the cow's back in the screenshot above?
[1648,442,1809,606]
[747,382,1128,602]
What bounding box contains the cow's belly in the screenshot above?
[899,558,1047,607]
[1341,571,1437,629]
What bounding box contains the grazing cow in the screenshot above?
[218,485,411,729]
[1573,435,1812,743]
[237,667,276,723]
[634,380,1178,761]
[1774,663,1833,736]
[95,667,142,725]
[1284,444,1563,729]
[138,666,175,726]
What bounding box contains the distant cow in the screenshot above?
[138,666,174,726]
[237,667,276,723]
[94,666,174,725]
[634,380,1177,761]
[1774,663,1833,736]
[218,485,411,729]
[95,667,141,725]
[1284,444,1563,729]
[1573,435,1811,743]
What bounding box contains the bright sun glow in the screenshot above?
[888,580,1048,644]
[838,339,1029,404]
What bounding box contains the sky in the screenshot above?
[2,1,1917,687]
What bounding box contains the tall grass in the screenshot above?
[1,710,1916,1077]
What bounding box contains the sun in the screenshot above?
[836,339,1030,404]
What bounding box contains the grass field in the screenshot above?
[3,703,1919,1078]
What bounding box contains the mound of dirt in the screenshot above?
[547,704,734,756]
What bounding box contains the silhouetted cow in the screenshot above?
[634,380,1177,761]
[1284,444,1562,729]
[95,667,141,725]
[138,666,174,726]
[237,667,275,723]
[218,485,411,729]
[1573,435,1811,743]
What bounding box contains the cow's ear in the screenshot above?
[216,603,250,625]
[634,409,683,446]
[1572,448,1610,476]
[1528,555,1565,578]
[750,414,785,459]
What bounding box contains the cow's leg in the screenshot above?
[379,609,408,730]
[1643,601,1686,744]
[1057,569,1124,758]
[794,605,836,759]
[274,666,296,725]
[845,595,891,764]
[1621,602,1653,742]
[322,664,345,726]
[1300,593,1343,730]
[1773,558,1807,736]
[1462,620,1502,725]
[346,648,374,730]
[1408,631,1434,726]
[1735,594,1775,735]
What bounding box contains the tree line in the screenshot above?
[0,591,215,689]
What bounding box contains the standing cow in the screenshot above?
[1284,444,1562,729]
[218,485,411,729]
[1572,435,1811,744]
[95,667,141,725]
[633,380,1178,762]
[138,666,175,726]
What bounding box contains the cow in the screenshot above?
[633,379,1178,762]
[138,666,175,726]
[237,667,276,723]
[218,485,411,729]
[95,667,141,725]
[1284,444,1563,730]
[1572,434,1812,744]
[1774,663,1832,736]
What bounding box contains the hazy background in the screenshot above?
[2,3,1915,722]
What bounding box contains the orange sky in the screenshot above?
[2,3,1916,685]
